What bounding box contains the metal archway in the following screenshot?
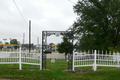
[42,31,73,70]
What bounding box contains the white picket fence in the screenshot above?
[0,47,42,70]
[73,50,120,71]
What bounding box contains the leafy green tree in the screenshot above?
[31,43,35,49]
[49,43,55,50]
[5,42,9,44]
[70,0,120,51]
[0,41,3,44]
[10,39,18,49]
[22,44,29,49]
[57,37,73,60]
[10,39,18,44]
[0,45,3,50]
[21,43,35,49]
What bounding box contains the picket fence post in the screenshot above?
[19,47,22,70]
[56,53,57,59]
[117,52,119,67]
[72,51,75,71]
[93,50,97,71]
[40,50,42,70]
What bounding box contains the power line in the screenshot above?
[13,0,37,38]
[13,0,28,26]
[68,0,76,4]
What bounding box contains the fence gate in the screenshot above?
[42,31,73,70]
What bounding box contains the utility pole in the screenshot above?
[29,20,31,53]
[23,33,25,52]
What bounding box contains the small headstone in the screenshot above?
[66,60,69,61]
[51,59,55,63]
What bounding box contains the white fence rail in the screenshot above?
[73,50,120,71]
[0,47,42,70]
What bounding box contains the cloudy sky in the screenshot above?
[0,0,78,45]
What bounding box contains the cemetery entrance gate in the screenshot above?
[42,31,73,70]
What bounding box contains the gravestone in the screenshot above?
[51,58,55,63]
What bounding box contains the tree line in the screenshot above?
[0,39,36,49]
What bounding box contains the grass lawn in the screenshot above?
[0,59,120,80]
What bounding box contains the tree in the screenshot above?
[49,43,55,50]
[22,44,29,49]
[70,0,120,51]
[31,43,35,49]
[5,42,9,44]
[10,39,18,44]
[10,39,18,49]
[57,37,73,60]
[0,45,3,50]
[0,41,3,44]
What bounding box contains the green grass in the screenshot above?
[0,59,120,80]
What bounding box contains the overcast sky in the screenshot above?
[0,0,78,45]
